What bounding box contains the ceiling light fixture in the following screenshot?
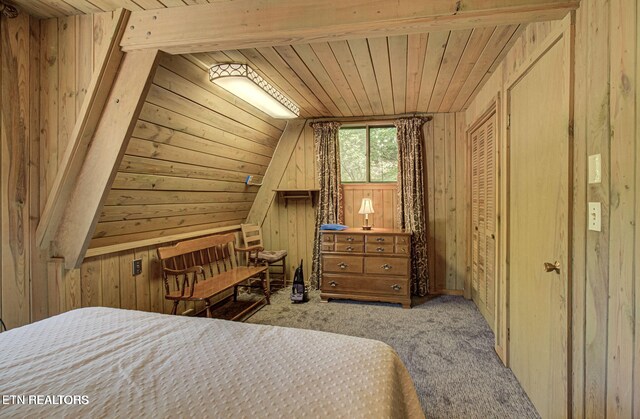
[209,63,299,119]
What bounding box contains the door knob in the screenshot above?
[544,261,561,274]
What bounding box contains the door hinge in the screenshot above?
[507,328,510,341]
[507,114,511,129]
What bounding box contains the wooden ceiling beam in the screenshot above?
[55,49,159,269]
[120,0,579,54]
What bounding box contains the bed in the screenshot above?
[0,307,424,418]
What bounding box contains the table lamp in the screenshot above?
[358,198,375,230]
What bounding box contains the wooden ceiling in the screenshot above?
[187,26,521,116]
[11,0,522,114]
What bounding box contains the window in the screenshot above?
[339,125,398,183]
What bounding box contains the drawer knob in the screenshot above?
[376,237,385,242]
[330,281,338,287]
[382,264,392,270]
[346,237,354,242]
[346,246,354,251]
[391,284,402,291]
[338,262,348,269]
[376,247,384,252]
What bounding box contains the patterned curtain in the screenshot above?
[310,121,343,289]
[395,117,429,296]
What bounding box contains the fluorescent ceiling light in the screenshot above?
[209,63,300,119]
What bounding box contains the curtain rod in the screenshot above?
[307,113,433,124]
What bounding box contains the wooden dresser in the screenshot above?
[320,228,412,308]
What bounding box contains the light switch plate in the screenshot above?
[588,202,601,231]
[588,154,601,184]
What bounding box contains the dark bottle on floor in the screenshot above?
[290,259,308,303]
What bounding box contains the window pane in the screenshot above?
[339,128,367,182]
[369,127,398,182]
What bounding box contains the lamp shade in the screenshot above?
[358,198,375,215]
[209,63,299,119]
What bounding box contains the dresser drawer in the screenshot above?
[395,244,410,255]
[395,235,410,245]
[322,275,409,297]
[336,234,364,243]
[367,234,393,244]
[322,234,335,242]
[335,243,364,253]
[322,255,363,274]
[365,243,395,254]
[321,243,335,252]
[365,257,410,276]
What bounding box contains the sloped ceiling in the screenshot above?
[90,52,286,248]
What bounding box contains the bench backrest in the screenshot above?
[157,233,239,278]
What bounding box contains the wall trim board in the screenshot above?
[85,224,242,258]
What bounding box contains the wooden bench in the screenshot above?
[157,233,270,319]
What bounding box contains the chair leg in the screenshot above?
[265,263,271,291]
[233,285,238,302]
[282,257,287,288]
[205,299,212,318]
[171,301,179,315]
[262,271,271,305]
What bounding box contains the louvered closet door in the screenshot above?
[470,114,496,328]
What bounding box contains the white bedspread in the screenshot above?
[0,307,423,418]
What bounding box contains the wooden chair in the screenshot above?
[157,233,270,318]
[241,224,288,288]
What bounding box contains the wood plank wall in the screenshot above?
[38,11,119,320]
[342,183,397,229]
[261,123,317,283]
[0,10,286,326]
[51,231,242,316]
[424,113,468,294]
[0,13,41,329]
[466,2,640,415]
[261,116,468,294]
[91,53,286,248]
[573,0,638,416]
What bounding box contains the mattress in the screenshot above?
[0,307,424,418]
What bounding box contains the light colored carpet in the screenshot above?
[246,290,539,419]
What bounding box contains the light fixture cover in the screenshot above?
[209,63,300,119]
[358,198,375,215]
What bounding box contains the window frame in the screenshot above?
[338,123,397,184]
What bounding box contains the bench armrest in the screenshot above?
[161,266,205,298]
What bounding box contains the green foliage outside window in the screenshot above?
[339,126,398,183]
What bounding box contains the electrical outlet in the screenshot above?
[132,258,143,276]
[588,202,601,232]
